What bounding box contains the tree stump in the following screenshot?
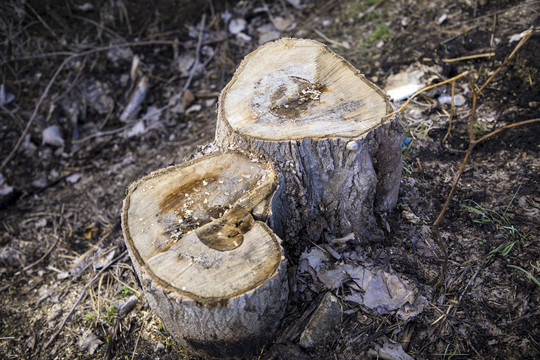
[121,151,289,359]
[216,38,403,250]
[122,38,403,359]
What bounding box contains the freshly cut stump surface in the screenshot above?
[122,151,288,359]
[216,38,403,248]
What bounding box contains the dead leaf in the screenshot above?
[77,330,102,355]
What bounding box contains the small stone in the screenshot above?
[34,218,47,228]
[299,292,341,348]
[126,121,145,138]
[0,83,15,105]
[346,141,359,151]
[154,342,165,352]
[229,18,247,35]
[0,173,13,196]
[453,94,466,106]
[437,14,448,25]
[236,32,252,42]
[205,98,217,108]
[57,271,70,280]
[66,173,82,184]
[438,93,451,104]
[286,0,302,9]
[186,104,202,114]
[42,125,65,147]
[257,24,281,45]
[273,16,296,32]
[438,93,466,106]
[401,17,410,27]
[75,3,94,11]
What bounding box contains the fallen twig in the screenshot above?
[384,27,539,291]
[22,234,62,272]
[433,82,540,227]
[430,77,539,290]
[442,52,495,63]
[478,27,537,93]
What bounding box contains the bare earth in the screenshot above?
[0,0,539,359]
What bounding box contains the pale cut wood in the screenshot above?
[122,151,288,358]
[216,38,403,248]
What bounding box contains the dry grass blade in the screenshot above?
[442,80,456,143]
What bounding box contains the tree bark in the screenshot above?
[121,151,288,359]
[216,38,402,251]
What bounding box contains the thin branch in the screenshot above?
[442,52,495,63]
[433,120,538,226]
[22,234,62,272]
[433,29,540,227]
[468,77,478,143]
[0,55,71,172]
[432,144,474,227]
[474,118,540,144]
[478,28,537,93]
[69,15,126,42]
[432,226,448,289]
[5,40,177,63]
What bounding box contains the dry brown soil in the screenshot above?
[0,0,539,359]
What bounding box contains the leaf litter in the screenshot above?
[0,0,539,359]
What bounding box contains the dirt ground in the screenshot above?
[1,0,539,359]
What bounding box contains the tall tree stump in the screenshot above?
[121,151,288,359]
[216,38,403,249]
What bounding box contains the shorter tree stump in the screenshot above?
[122,151,288,359]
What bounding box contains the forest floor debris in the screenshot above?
[1,0,539,359]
